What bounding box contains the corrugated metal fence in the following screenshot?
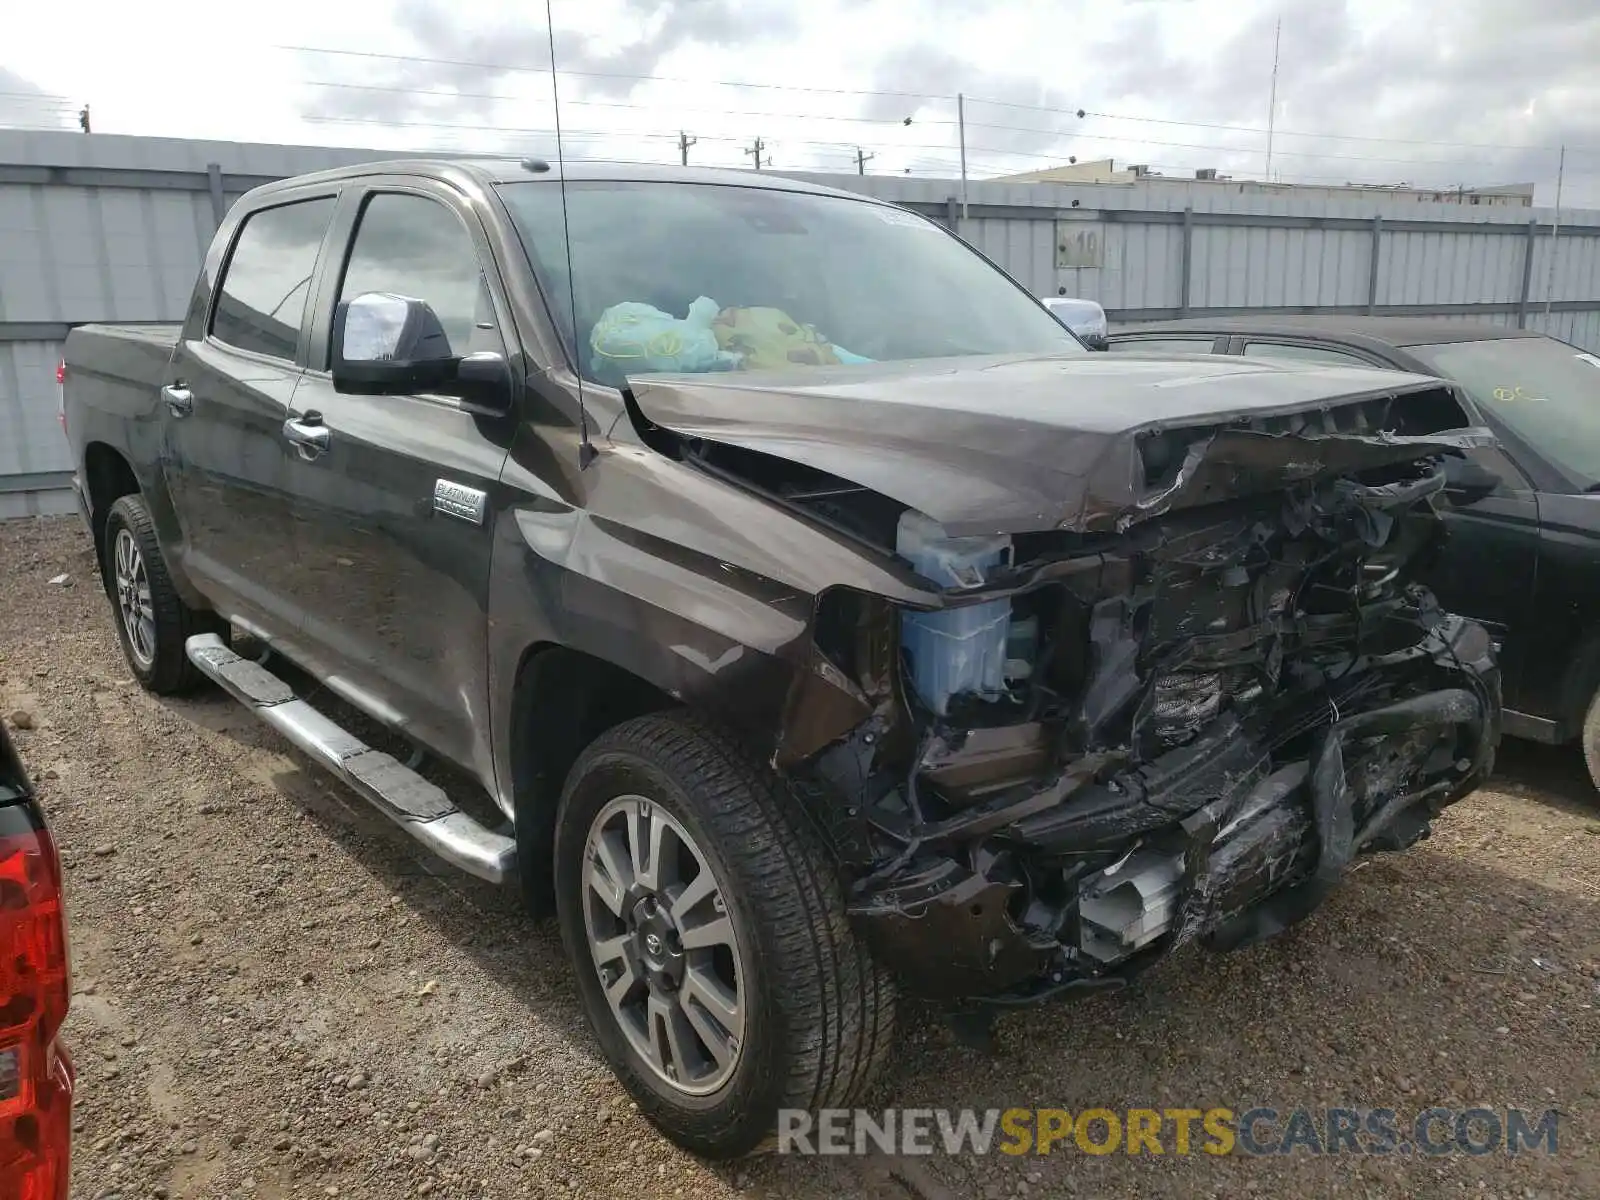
[4,130,1600,516]
[0,131,433,517]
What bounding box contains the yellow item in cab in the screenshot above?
[712,306,843,370]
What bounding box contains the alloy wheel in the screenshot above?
[580,794,746,1096]
[113,528,156,668]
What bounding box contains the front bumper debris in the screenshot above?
[847,610,1496,1003]
[782,450,1502,1007]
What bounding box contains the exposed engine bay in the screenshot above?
[627,362,1503,1006]
[795,464,1497,1003]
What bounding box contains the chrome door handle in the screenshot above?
[162,384,193,417]
[282,416,331,460]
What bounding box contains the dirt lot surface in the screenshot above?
[3,514,1598,1200]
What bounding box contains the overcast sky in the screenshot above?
[3,0,1597,207]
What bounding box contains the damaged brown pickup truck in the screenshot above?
[635,354,1501,998]
[63,161,1499,1158]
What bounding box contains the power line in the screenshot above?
[1075,108,1582,155]
[301,108,1571,178]
[288,111,1546,188]
[283,43,1598,162]
[969,97,1584,156]
[961,121,1550,172]
[302,76,1475,165]
[291,116,952,171]
[301,79,927,127]
[0,91,76,105]
[297,87,1559,175]
[303,114,710,142]
[300,114,1600,187]
[281,44,939,101]
[301,112,930,153]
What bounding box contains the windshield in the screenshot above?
[496,180,1083,386]
[1409,336,1600,486]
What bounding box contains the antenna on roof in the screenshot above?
[1264,17,1281,181]
[545,0,595,469]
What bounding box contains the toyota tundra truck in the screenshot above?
[62,158,1500,1157]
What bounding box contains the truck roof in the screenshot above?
[244,157,876,205]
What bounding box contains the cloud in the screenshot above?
[300,0,804,128]
[1078,0,1599,202]
[278,0,1599,201]
[864,0,1600,204]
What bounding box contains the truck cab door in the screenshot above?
[284,185,516,779]
[163,194,338,646]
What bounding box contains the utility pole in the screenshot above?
[1544,144,1567,321]
[744,137,770,170]
[77,103,91,134]
[678,130,697,166]
[957,93,968,219]
[1264,17,1281,180]
[855,147,875,175]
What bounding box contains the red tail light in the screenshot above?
[54,361,64,387]
[0,813,73,1200]
[56,361,66,436]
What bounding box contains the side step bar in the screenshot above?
[184,633,517,884]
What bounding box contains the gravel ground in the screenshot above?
[3,514,1597,1200]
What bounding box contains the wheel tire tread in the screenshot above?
[563,711,896,1156]
[104,494,212,695]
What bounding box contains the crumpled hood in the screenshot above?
[626,352,1495,535]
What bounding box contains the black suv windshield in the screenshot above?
[497,180,1083,386]
[1409,336,1600,486]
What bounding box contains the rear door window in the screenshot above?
[210,197,335,361]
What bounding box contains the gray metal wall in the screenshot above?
[4,129,1600,516]
[0,130,435,518]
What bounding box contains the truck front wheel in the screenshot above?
[101,495,216,695]
[553,712,897,1158]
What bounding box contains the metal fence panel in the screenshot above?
[0,339,70,514]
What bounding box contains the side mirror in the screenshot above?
[1041,296,1108,349]
[331,293,513,415]
[332,293,455,394]
[1442,456,1502,502]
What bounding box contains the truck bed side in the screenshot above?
[61,323,194,596]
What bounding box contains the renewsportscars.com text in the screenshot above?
[777,1107,1560,1157]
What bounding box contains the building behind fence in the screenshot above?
[4,129,1600,517]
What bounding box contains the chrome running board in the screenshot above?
[184,633,516,884]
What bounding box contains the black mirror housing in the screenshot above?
[332,293,458,395]
[330,292,515,415]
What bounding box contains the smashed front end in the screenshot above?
[770,397,1501,1006]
